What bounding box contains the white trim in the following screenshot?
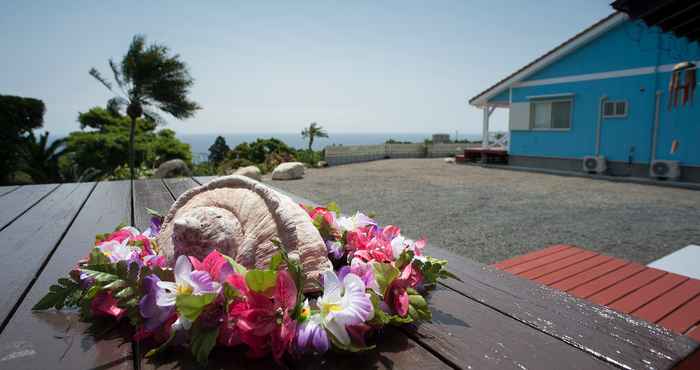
[470,12,628,107]
[512,60,700,89]
[527,93,575,100]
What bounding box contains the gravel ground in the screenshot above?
[264,158,700,265]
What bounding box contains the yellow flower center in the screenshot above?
[322,302,343,315]
[176,283,193,296]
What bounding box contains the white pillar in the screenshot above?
[482,106,490,148]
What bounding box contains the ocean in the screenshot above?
[178,132,481,163]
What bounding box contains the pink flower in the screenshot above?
[236,271,298,362]
[218,273,249,347]
[385,263,422,317]
[91,291,126,319]
[189,250,233,283]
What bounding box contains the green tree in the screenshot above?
[21,132,67,184]
[208,136,229,164]
[0,95,46,184]
[63,107,192,178]
[301,122,328,151]
[89,34,200,180]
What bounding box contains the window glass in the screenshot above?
[615,101,626,116]
[551,101,571,129]
[530,99,571,129]
[604,101,615,116]
[532,102,550,129]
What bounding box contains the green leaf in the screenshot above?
[326,201,341,216]
[145,207,163,218]
[191,326,219,364]
[80,267,120,284]
[32,278,80,310]
[395,249,414,271]
[329,333,375,352]
[223,283,242,300]
[269,251,284,271]
[176,294,216,321]
[222,255,247,275]
[88,248,110,266]
[103,279,126,290]
[371,262,400,296]
[245,269,277,294]
[114,287,134,299]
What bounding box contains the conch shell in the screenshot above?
[156,175,332,292]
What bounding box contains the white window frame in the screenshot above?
[528,98,573,131]
[602,100,628,119]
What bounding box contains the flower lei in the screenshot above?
[34,202,458,364]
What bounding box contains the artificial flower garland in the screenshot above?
[34,202,457,364]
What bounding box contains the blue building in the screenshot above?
[470,12,700,182]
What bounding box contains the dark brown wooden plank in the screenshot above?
[0,181,133,370]
[425,246,698,370]
[133,179,174,231]
[0,182,95,326]
[403,286,614,370]
[0,184,58,231]
[294,327,451,370]
[0,186,19,198]
[163,177,199,199]
[192,176,218,185]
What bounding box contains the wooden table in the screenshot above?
[0,178,696,370]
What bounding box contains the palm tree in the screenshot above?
[301,122,329,151]
[89,34,200,180]
[21,132,66,183]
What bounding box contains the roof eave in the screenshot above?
[469,12,628,108]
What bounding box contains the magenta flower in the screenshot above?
[237,270,298,361]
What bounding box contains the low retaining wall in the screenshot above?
[325,143,474,166]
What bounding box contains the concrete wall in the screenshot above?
[324,143,472,166]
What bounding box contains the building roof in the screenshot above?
[612,0,700,43]
[468,12,627,107]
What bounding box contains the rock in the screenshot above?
[233,165,261,181]
[444,157,456,164]
[156,175,332,292]
[154,159,191,178]
[271,162,305,180]
[317,160,328,167]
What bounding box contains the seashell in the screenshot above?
[156,175,332,292]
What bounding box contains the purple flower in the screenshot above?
[139,274,175,331]
[296,313,330,353]
[143,216,162,238]
[325,240,344,259]
[156,256,221,307]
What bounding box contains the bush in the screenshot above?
[294,149,323,167]
[216,158,255,175]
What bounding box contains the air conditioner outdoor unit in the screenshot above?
[583,156,606,174]
[650,160,680,180]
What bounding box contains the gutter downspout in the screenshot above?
[595,95,607,156]
[649,31,663,168]
[651,91,662,163]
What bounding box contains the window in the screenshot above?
[530,99,572,130]
[603,101,627,118]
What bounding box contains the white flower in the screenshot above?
[316,271,373,345]
[337,212,376,232]
[156,256,220,307]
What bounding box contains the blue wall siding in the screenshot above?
[497,19,700,167]
[527,21,700,81]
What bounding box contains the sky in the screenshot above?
[1,1,613,137]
